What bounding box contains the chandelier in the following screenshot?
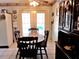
[29,1,39,7]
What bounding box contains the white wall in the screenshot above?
[51,2,59,41]
[5,13,13,47]
[17,6,52,40]
[0,5,53,45]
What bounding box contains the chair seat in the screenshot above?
[36,40,46,47]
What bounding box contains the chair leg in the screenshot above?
[33,56,37,59]
[16,50,19,58]
[16,52,18,58]
[19,56,21,59]
[23,57,24,59]
[40,47,43,59]
[44,48,48,59]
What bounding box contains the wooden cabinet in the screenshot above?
[56,31,79,59]
[59,0,73,32]
[56,0,79,59]
[59,0,79,32]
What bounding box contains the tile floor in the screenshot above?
[0,40,56,59]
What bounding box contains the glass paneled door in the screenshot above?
[22,13,30,36]
[37,13,45,35]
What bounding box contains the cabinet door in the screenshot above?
[59,0,73,32]
[63,0,73,31]
[59,1,65,29]
[73,0,79,32]
[56,45,70,59]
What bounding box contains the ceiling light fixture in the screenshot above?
[30,1,39,7]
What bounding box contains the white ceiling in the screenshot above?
[0,0,54,3]
[0,0,56,6]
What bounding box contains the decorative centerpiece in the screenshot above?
[29,28,39,30]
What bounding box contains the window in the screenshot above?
[37,13,45,35]
[22,13,30,36]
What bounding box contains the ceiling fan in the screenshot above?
[29,0,39,7]
[29,0,53,6]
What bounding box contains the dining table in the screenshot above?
[20,30,44,42]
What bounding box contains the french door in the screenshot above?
[22,12,45,36]
[37,13,45,35]
[22,13,30,36]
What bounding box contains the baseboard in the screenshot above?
[0,46,9,48]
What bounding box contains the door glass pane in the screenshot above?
[22,13,30,36]
[37,13,45,35]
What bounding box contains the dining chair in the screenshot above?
[36,30,49,59]
[14,30,20,42]
[16,37,38,59]
[16,37,21,58]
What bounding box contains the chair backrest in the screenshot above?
[17,37,38,57]
[18,37,38,50]
[44,30,49,47]
[14,30,20,40]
